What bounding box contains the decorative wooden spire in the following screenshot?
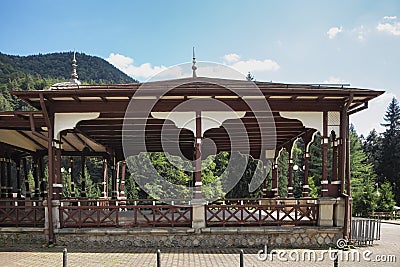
[192,47,197,78]
[70,52,81,85]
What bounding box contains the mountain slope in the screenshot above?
[0,51,137,111]
[0,52,136,84]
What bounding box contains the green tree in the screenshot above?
[349,128,378,216]
[376,182,396,212]
[362,129,381,175]
[246,72,255,81]
[378,97,400,204]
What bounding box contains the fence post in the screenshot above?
[63,248,67,267]
[157,249,161,267]
[240,249,244,267]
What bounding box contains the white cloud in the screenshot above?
[322,76,348,84]
[383,16,397,20]
[223,53,241,63]
[377,16,400,36]
[107,52,280,81]
[351,25,367,41]
[228,58,280,73]
[327,26,343,39]
[106,53,168,80]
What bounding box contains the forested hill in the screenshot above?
[0,52,137,111]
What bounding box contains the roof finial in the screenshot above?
[192,47,197,78]
[70,51,81,85]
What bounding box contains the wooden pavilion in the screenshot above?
[0,59,383,247]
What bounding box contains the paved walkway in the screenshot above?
[0,223,399,267]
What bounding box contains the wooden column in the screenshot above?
[288,158,294,198]
[32,156,40,197]
[262,174,268,198]
[101,158,108,198]
[116,161,120,198]
[0,156,5,198]
[80,155,86,198]
[303,152,310,197]
[272,160,279,197]
[120,161,126,199]
[321,111,329,197]
[53,148,62,200]
[16,159,22,198]
[331,134,338,182]
[6,157,12,198]
[39,156,47,198]
[194,111,202,199]
[339,110,347,194]
[111,156,117,199]
[345,113,351,196]
[70,157,75,198]
[23,158,31,198]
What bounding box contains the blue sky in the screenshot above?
[1,0,399,136]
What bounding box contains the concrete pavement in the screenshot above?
[0,223,399,267]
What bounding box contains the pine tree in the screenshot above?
[246,72,255,81]
[378,97,400,204]
[362,129,381,175]
[349,128,378,216]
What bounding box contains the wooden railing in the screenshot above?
[206,198,319,227]
[0,199,45,227]
[59,199,192,228]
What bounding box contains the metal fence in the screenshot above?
[351,218,381,246]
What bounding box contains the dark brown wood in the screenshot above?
[80,155,86,198]
[32,156,40,197]
[0,199,45,227]
[17,131,47,150]
[322,111,328,197]
[194,111,202,199]
[59,199,192,228]
[101,158,107,198]
[16,159,22,198]
[120,161,126,198]
[22,158,31,198]
[205,198,318,226]
[0,157,6,198]
[70,157,75,198]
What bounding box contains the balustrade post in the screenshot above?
[44,199,61,238]
[317,197,336,226]
[334,197,345,227]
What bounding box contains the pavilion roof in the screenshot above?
[0,77,383,160]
